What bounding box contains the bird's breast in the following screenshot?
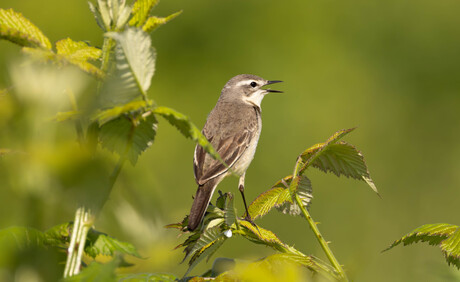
[232,111,262,176]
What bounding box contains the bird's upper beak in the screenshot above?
[264,80,283,93]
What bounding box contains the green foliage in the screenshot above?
[142,11,183,33]
[0,8,51,49]
[153,106,221,161]
[63,257,120,282]
[249,128,377,221]
[276,175,313,217]
[129,0,159,28]
[85,229,141,258]
[99,114,157,165]
[118,273,178,281]
[298,128,378,195]
[103,27,156,105]
[385,223,460,269]
[168,193,337,279]
[93,100,151,126]
[55,38,104,79]
[128,0,181,33]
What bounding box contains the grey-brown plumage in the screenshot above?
[188,74,282,231]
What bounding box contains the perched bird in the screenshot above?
[187,74,283,231]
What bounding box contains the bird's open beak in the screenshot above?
[264,80,283,93]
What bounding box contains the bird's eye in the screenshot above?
[250,81,257,88]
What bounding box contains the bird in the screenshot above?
[187,74,283,231]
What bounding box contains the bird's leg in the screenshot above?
[238,173,257,229]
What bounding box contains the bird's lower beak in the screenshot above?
[264,80,283,93]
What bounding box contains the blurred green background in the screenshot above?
[1,0,460,281]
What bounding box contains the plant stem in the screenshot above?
[64,207,94,277]
[295,194,348,281]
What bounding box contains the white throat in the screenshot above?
[242,89,266,108]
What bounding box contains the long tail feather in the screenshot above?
[187,179,217,231]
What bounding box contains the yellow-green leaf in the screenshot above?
[129,0,159,27]
[0,8,51,49]
[142,11,182,33]
[56,38,103,79]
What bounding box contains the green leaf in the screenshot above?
[143,11,182,33]
[224,193,237,227]
[85,228,141,258]
[248,176,293,220]
[99,114,157,165]
[184,226,226,276]
[384,223,458,252]
[277,175,313,217]
[118,273,178,281]
[440,228,460,269]
[129,0,159,27]
[152,106,220,161]
[299,128,355,174]
[45,222,72,247]
[0,226,53,250]
[0,8,51,49]
[56,38,104,79]
[103,28,155,106]
[299,128,379,195]
[93,100,152,126]
[63,257,120,282]
[248,175,313,220]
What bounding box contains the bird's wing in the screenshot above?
[194,113,257,185]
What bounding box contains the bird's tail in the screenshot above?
[187,179,217,231]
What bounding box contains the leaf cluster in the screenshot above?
[385,223,460,269]
[167,192,337,280]
[248,128,379,221]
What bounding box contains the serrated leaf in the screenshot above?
[440,228,460,269]
[63,257,120,282]
[277,175,313,217]
[299,128,379,195]
[239,221,284,248]
[224,193,237,227]
[143,11,182,33]
[248,176,292,220]
[118,273,178,281]
[102,28,155,106]
[56,38,104,78]
[129,0,159,27]
[93,100,152,126]
[0,8,51,49]
[99,114,157,165]
[85,229,141,258]
[249,175,313,220]
[384,223,458,252]
[152,106,221,161]
[299,128,355,174]
[183,226,226,276]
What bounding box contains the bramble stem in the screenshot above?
[295,194,348,281]
[63,207,94,277]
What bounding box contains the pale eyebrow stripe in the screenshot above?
[235,80,255,87]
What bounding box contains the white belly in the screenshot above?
[232,117,262,176]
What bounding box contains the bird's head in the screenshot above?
[220,74,283,108]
